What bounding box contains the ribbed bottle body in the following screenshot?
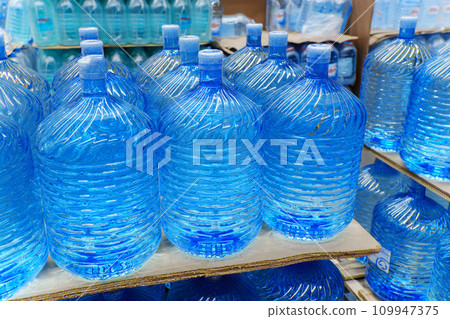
[223,46,269,84]
[135,50,181,90]
[428,232,450,301]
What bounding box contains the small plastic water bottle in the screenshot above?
[337,41,356,86]
[149,0,172,44]
[172,0,193,36]
[56,0,82,46]
[210,0,223,39]
[80,0,105,41]
[267,0,287,31]
[418,0,441,29]
[0,114,48,300]
[5,0,32,44]
[28,0,61,47]
[360,17,431,152]
[104,0,128,45]
[127,0,151,45]
[366,181,448,301]
[223,23,268,84]
[192,0,212,42]
[428,228,450,301]
[248,260,344,301]
[285,0,301,31]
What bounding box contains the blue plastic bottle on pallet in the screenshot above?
[0,114,48,300]
[159,49,262,258]
[234,31,304,106]
[28,0,61,47]
[172,0,193,36]
[0,33,51,115]
[135,25,180,89]
[56,0,82,46]
[400,51,450,181]
[223,23,269,84]
[127,0,151,45]
[337,41,356,86]
[167,274,259,301]
[360,17,431,152]
[261,44,366,240]
[104,0,128,45]
[36,55,161,280]
[192,0,212,42]
[145,35,199,121]
[81,0,105,40]
[5,0,32,44]
[366,181,449,301]
[149,0,172,44]
[428,227,450,301]
[248,260,344,301]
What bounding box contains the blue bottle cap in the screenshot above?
[199,49,223,70]
[81,40,104,57]
[78,55,107,80]
[306,44,331,64]
[162,25,180,40]
[179,36,200,53]
[79,27,99,41]
[247,23,263,37]
[269,31,288,47]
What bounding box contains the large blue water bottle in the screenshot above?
[56,0,82,46]
[234,31,304,106]
[104,0,128,45]
[172,0,193,36]
[223,23,269,84]
[5,0,32,44]
[360,17,431,152]
[0,114,48,300]
[159,49,262,258]
[248,260,344,301]
[262,44,366,240]
[366,181,449,301]
[149,0,172,44]
[145,35,199,121]
[127,0,151,45]
[36,55,161,280]
[428,227,450,301]
[400,51,450,181]
[167,274,259,301]
[135,25,180,90]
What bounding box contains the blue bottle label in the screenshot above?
[338,57,354,77]
[179,13,192,33]
[369,246,391,274]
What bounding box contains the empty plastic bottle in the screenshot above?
[145,35,199,121]
[127,0,151,45]
[37,55,161,280]
[366,181,449,301]
[223,23,269,84]
[337,41,356,86]
[80,0,105,40]
[159,49,262,258]
[192,0,212,42]
[135,25,180,90]
[56,0,82,46]
[234,31,304,107]
[172,0,193,36]
[267,0,287,31]
[428,229,450,301]
[262,44,366,240]
[5,0,32,44]
[400,51,450,181]
[167,274,259,301]
[28,0,61,47]
[0,114,48,300]
[104,0,128,45]
[210,0,223,39]
[248,260,344,301]
[149,0,172,44]
[360,17,431,152]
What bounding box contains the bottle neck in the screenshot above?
[269,45,287,59]
[306,62,329,79]
[181,51,198,65]
[398,28,415,40]
[247,34,262,47]
[164,38,179,50]
[82,78,108,96]
[408,181,426,199]
[200,68,222,86]
[0,46,7,60]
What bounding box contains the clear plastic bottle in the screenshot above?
[36,55,161,280]
[56,0,82,46]
[80,0,105,41]
[210,0,223,39]
[5,0,32,44]
[106,47,131,68]
[0,0,7,28]
[248,260,344,301]
[337,41,356,86]
[149,0,172,44]
[360,17,431,152]
[104,0,128,45]
[428,229,450,301]
[167,274,259,301]
[327,41,339,81]
[333,0,352,33]
[301,0,340,35]
[172,0,193,36]
[441,0,450,28]
[37,49,63,83]
[286,0,302,32]
[128,47,148,72]
[127,0,151,45]
[266,0,287,31]
[223,23,269,84]
[418,0,441,29]
[159,49,262,258]
[135,25,180,90]
[145,35,199,121]
[234,31,304,107]
[366,181,449,301]
[0,114,48,300]
[262,44,366,240]
[400,51,450,181]
[28,0,61,47]
[192,0,212,42]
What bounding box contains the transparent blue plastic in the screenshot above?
[167,275,259,301]
[69,284,166,301]
[234,31,304,106]
[149,0,172,44]
[400,51,450,181]
[104,0,128,45]
[80,0,105,41]
[129,47,148,72]
[428,229,450,301]
[56,0,82,46]
[248,260,344,301]
[0,114,48,300]
[192,0,212,43]
[144,35,199,121]
[418,0,441,29]
[159,49,262,258]
[360,17,432,152]
[366,182,449,301]
[337,41,356,86]
[261,44,366,240]
[36,56,161,280]
[52,39,134,92]
[5,0,31,44]
[127,0,151,45]
[223,23,269,84]
[28,0,61,47]
[135,25,180,89]
[172,0,193,36]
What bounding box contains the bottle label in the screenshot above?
[211,17,221,36]
[369,247,391,274]
[409,7,420,16]
[338,57,354,77]
[427,6,439,15]
[179,13,192,33]
[272,9,285,28]
[34,5,53,34]
[328,62,338,79]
